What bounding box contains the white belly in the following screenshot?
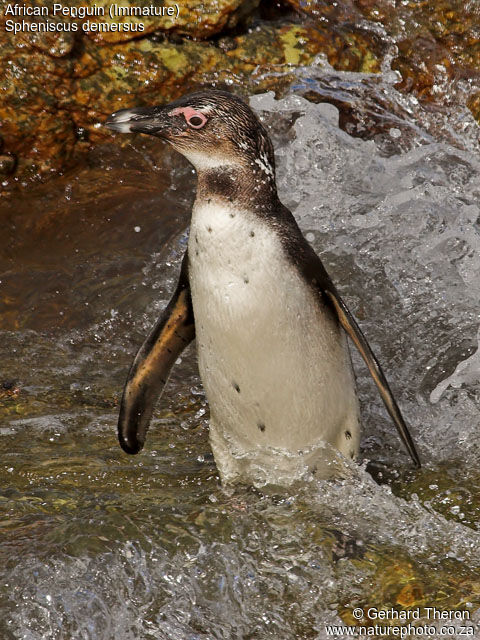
[188,200,359,485]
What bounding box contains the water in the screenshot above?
[1,64,480,638]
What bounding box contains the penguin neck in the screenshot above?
[195,164,280,213]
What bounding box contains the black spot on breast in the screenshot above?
[257,422,266,432]
[207,226,212,233]
[243,277,249,284]
[233,382,240,393]
[345,430,352,440]
[250,231,255,237]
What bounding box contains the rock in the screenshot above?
[285,0,480,122]
[0,154,16,175]
[284,0,383,73]
[0,25,76,177]
[467,93,480,123]
[355,0,480,120]
[0,0,260,44]
[84,0,260,43]
[15,22,76,57]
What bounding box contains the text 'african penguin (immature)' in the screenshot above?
[106,89,421,486]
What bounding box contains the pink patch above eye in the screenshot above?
[168,106,207,129]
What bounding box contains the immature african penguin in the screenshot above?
[106,89,420,485]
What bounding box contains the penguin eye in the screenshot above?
[187,113,207,129]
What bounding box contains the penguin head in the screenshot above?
[106,89,276,179]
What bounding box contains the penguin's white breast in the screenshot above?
[188,200,359,457]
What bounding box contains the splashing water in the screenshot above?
[1,65,480,638]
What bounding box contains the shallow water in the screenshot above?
[1,65,480,638]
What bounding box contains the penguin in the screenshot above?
[106,89,421,485]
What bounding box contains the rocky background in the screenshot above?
[0,0,479,188]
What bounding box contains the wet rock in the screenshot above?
[353,0,480,120]
[0,9,77,177]
[286,0,480,122]
[467,93,480,123]
[15,22,76,57]
[85,0,260,43]
[0,154,17,175]
[284,0,383,73]
[225,23,335,67]
[0,0,260,43]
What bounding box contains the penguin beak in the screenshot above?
[105,106,173,136]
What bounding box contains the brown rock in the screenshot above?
[0,154,16,175]
[353,0,480,120]
[467,93,480,122]
[284,0,383,72]
[14,21,76,57]
[0,25,76,176]
[285,0,480,121]
[83,0,260,44]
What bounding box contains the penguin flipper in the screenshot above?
[323,288,421,468]
[118,251,195,455]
